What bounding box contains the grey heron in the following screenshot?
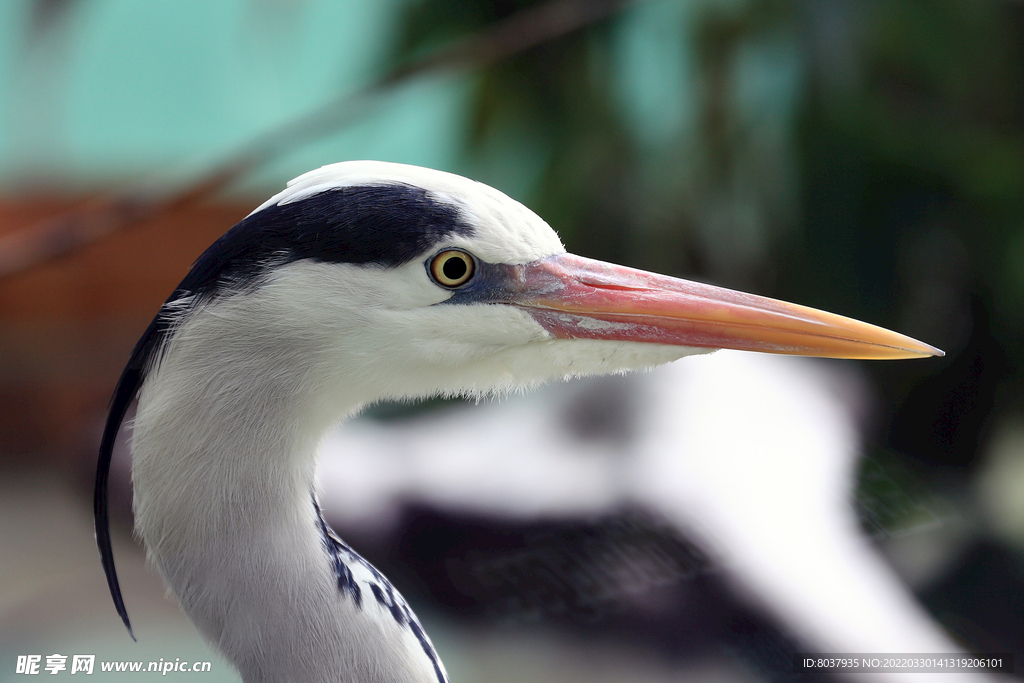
[94,161,941,683]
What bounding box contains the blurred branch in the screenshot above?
[0,0,638,279]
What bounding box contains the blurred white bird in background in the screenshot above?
[321,352,989,683]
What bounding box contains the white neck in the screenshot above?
[130,316,447,683]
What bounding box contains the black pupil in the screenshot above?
[442,256,467,281]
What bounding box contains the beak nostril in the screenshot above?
[578,279,652,292]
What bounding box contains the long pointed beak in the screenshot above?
[512,254,942,360]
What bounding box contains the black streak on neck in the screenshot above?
[313,496,363,609]
[313,497,448,683]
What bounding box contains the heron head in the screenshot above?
[144,160,941,410]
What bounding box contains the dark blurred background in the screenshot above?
[1,0,1022,681]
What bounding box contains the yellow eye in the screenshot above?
[429,250,475,288]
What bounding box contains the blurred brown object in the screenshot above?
[0,196,252,470]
